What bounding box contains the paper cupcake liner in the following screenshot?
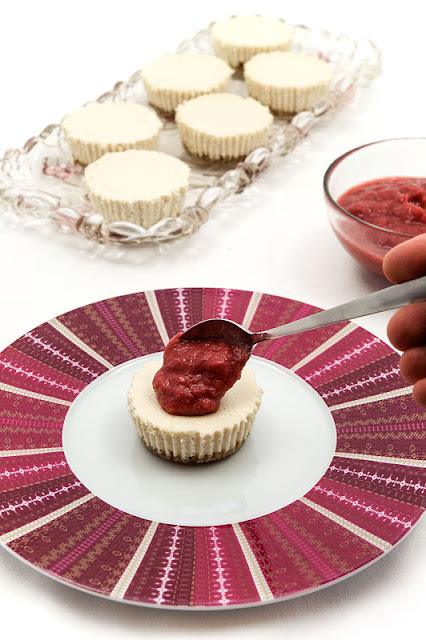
[245,76,331,113]
[213,39,292,68]
[87,186,187,228]
[176,120,270,161]
[143,79,231,114]
[65,134,161,165]
[128,400,261,464]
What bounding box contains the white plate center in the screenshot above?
[63,353,336,527]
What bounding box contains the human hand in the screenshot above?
[382,234,426,408]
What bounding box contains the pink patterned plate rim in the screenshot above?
[0,287,425,609]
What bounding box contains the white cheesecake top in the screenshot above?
[245,51,333,88]
[176,93,273,137]
[212,15,294,48]
[61,101,163,144]
[128,360,262,435]
[142,53,233,92]
[85,150,190,202]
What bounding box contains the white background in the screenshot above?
[0,0,425,638]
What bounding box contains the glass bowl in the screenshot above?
[324,138,426,276]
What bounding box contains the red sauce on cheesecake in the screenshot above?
[338,177,426,234]
[152,332,250,416]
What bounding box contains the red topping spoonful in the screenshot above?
[152,332,250,416]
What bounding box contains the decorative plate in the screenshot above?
[0,20,381,247]
[0,288,424,609]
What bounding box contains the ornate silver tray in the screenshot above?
[0,20,381,247]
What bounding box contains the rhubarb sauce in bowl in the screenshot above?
[324,138,426,276]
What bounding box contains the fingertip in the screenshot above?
[383,234,426,284]
[386,302,426,351]
[399,346,426,384]
[386,308,405,351]
[412,378,426,410]
[399,351,415,384]
[382,249,400,284]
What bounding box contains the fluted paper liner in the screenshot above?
[143,79,231,114]
[213,39,292,68]
[177,120,271,161]
[245,76,331,113]
[87,186,187,228]
[128,400,261,464]
[65,134,160,166]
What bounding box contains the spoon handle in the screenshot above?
[262,274,426,341]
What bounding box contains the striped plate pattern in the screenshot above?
[0,288,425,608]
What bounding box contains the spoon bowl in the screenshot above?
[181,318,263,351]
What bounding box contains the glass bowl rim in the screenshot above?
[323,137,426,239]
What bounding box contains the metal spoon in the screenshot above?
[181,274,426,352]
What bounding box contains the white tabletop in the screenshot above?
[0,1,425,638]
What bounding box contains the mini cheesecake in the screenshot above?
[84,149,190,228]
[128,360,263,464]
[61,101,163,165]
[244,51,333,113]
[141,53,233,113]
[212,15,294,68]
[176,93,273,161]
